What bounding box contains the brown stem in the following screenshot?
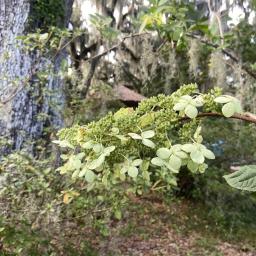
[181,112,256,124]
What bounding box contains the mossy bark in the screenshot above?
[0,0,73,154]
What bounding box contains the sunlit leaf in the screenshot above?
[103,146,116,156]
[182,144,197,152]
[175,151,187,159]
[139,113,155,127]
[84,169,96,183]
[87,155,105,170]
[151,157,165,166]
[222,102,235,117]
[184,105,198,118]
[128,133,142,140]
[187,160,199,172]
[69,158,82,170]
[79,167,88,178]
[164,162,179,173]
[173,102,186,111]
[157,148,171,159]
[224,165,256,192]
[93,144,104,154]
[128,166,139,178]
[193,97,203,107]
[169,154,182,170]
[142,138,155,148]
[71,169,80,179]
[141,130,155,139]
[181,95,192,101]
[202,148,215,159]
[132,159,143,166]
[115,135,128,142]
[81,140,94,149]
[190,150,204,164]
[52,140,74,149]
[214,96,231,104]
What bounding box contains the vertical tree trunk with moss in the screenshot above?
[0,0,73,154]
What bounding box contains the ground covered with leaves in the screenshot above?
[72,198,256,256]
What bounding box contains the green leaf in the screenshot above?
[193,97,203,107]
[164,162,179,173]
[76,152,85,160]
[128,133,142,140]
[103,146,115,156]
[151,157,165,166]
[214,96,231,104]
[169,155,182,170]
[175,151,187,159]
[52,140,74,149]
[142,170,150,181]
[115,135,128,142]
[120,166,127,174]
[69,158,82,170]
[128,166,139,178]
[111,127,119,134]
[141,130,155,139]
[39,33,49,41]
[81,140,94,149]
[79,167,89,178]
[71,169,80,179]
[87,155,105,170]
[171,144,181,151]
[114,209,122,220]
[184,105,198,118]
[141,160,150,172]
[139,113,155,127]
[193,126,202,141]
[190,150,204,164]
[173,102,186,111]
[198,163,208,173]
[84,169,96,183]
[222,102,235,117]
[156,148,171,159]
[139,16,149,33]
[181,95,192,101]
[158,0,169,6]
[142,138,155,148]
[182,144,197,153]
[223,165,256,192]
[187,160,199,172]
[93,144,104,154]
[60,154,69,160]
[202,148,215,159]
[132,159,143,166]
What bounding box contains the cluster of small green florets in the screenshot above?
[55,84,235,196]
[202,87,223,112]
[58,84,199,157]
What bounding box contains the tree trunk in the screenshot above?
[0,0,73,154]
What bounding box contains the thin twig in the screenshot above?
[181,112,256,124]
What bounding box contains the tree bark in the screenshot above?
[0,0,73,154]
